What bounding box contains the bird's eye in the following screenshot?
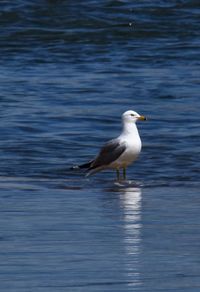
[130,114,135,117]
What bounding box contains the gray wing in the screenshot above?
[89,139,126,170]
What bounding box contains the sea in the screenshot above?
[0,1,199,291]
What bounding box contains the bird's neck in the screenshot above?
[121,122,139,137]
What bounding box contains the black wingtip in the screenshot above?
[70,165,80,170]
[70,160,93,170]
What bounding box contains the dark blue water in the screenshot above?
[0,1,200,291]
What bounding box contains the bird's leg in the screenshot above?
[123,167,126,180]
[116,168,120,181]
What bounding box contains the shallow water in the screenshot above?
[0,0,200,291]
[0,178,200,291]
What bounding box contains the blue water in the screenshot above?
[0,1,200,291]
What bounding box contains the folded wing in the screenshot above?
[89,139,126,170]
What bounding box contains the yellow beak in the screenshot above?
[138,115,147,121]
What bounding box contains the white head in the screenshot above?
[122,110,146,124]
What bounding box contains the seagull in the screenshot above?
[72,110,146,180]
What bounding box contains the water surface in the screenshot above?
[0,0,200,291]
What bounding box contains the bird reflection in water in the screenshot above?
[119,186,142,287]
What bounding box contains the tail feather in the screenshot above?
[85,166,105,177]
